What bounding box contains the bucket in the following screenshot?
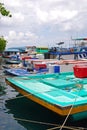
[54,65,60,73]
[73,65,87,78]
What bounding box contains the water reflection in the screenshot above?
[5,94,64,130]
[0,67,64,130]
[1,67,87,130]
[5,94,87,130]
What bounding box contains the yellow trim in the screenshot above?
[6,79,87,116]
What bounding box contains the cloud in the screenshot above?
[1,0,87,48]
[0,12,24,26]
[36,8,77,24]
[4,30,38,47]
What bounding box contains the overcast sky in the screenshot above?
[0,0,87,48]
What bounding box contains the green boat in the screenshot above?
[5,72,87,121]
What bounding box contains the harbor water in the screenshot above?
[0,57,87,130]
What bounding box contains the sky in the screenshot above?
[1,0,87,48]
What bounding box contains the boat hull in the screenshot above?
[5,72,87,121]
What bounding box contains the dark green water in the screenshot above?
[0,68,87,130]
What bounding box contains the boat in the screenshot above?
[4,67,49,76]
[5,71,87,121]
[5,59,21,64]
[2,65,11,69]
[5,56,21,64]
[2,64,23,69]
[4,68,35,76]
[5,53,21,64]
[48,38,87,60]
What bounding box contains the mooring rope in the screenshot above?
[6,89,55,101]
[7,93,32,100]
[6,85,87,130]
[5,91,86,130]
[14,117,60,127]
[47,126,85,130]
[14,117,86,130]
[47,84,83,130]
[5,76,87,130]
[47,126,81,130]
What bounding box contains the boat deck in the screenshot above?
[5,72,87,119]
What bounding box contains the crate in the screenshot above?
[35,63,47,70]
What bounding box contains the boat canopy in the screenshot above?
[72,38,87,41]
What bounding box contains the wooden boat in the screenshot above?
[2,64,22,69]
[2,62,27,69]
[5,72,87,121]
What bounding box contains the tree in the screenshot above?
[0,3,12,90]
[0,3,12,52]
[0,3,12,17]
[0,36,7,68]
[0,36,7,52]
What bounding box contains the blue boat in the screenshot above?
[4,68,31,76]
[4,68,49,76]
[5,53,21,64]
[5,72,87,121]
